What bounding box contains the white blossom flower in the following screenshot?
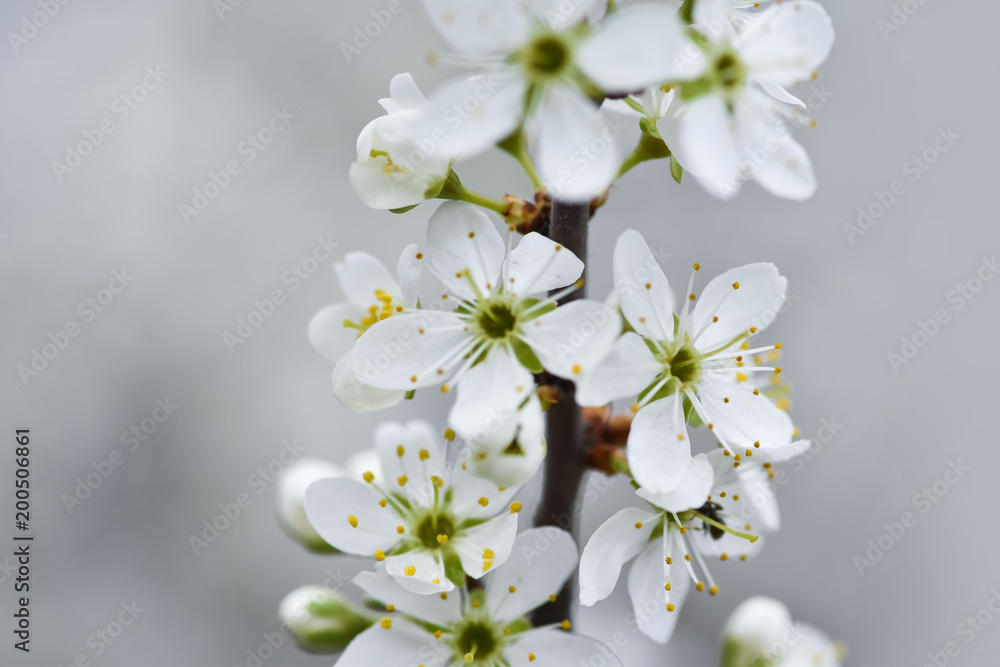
[458,395,547,488]
[352,201,619,438]
[722,596,843,667]
[304,419,523,595]
[414,1,703,200]
[577,229,798,478]
[660,0,835,199]
[336,527,620,666]
[350,73,455,210]
[308,244,423,412]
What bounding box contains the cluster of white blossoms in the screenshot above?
[278,0,844,664]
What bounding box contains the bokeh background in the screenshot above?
[2,0,997,665]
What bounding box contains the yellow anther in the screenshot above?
[721,553,729,561]
[419,448,430,460]
[696,582,705,592]
[396,445,405,457]
[396,525,405,534]
[732,281,740,290]
[774,367,782,374]
[374,549,386,561]
[572,364,582,375]
[404,566,416,576]
[753,388,760,396]
[443,428,455,441]
[740,554,748,561]
[509,585,517,593]
[397,475,409,486]
[749,327,757,334]
[667,603,676,612]
[434,629,443,638]
[549,594,557,602]
[635,521,644,529]
[736,372,748,382]
[510,502,522,513]
[529,652,537,662]
[561,620,571,631]
[363,471,375,483]
[347,515,358,528]
[379,498,388,507]
[478,497,490,507]
[386,604,395,612]
[440,592,448,600]
[709,585,719,596]
[483,548,495,559]
[693,263,700,270]
[380,617,392,629]
[437,534,448,543]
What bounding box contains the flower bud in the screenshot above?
[275,458,344,552]
[279,585,374,653]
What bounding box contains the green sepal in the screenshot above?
[404,390,416,401]
[389,204,419,214]
[511,338,544,373]
[670,154,684,184]
[443,549,467,588]
[679,76,713,101]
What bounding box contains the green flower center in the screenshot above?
[713,51,746,91]
[453,619,502,665]
[666,344,702,386]
[414,512,456,550]
[521,33,572,79]
[476,301,519,340]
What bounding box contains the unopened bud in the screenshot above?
[275,458,344,552]
[279,585,375,653]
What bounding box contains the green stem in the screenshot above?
[436,170,508,214]
[498,129,544,192]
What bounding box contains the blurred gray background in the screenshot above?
[1,0,997,665]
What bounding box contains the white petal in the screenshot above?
[449,351,534,446]
[506,627,623,666]
[373,421,448,506]
[784,624,842,667]
[578,5,705,92]
[455,512,519,581]
[521,299,620,381]
[740,0,835,87]
[486,527,578,622]
[426,201,505,301]
[450,464,521,520]
[759,79,806,108]
[701,380,794,452]
[503,232,584,297]
[335,252,404,307]
[613,229,675,342]
[723,595,793,650]
[396,243,424,307]
[529,0,605,30]
[626,395,693,494]
[419,0,530,56]
[335,620,446,667]
[753,438,812,464]
[575,332,661,406]
[706,450,779,532]
[734,99,817,200]
[636,453,713,513]
[579,507,660,606]
[531,85,619,203]
[465,396,547,487]
[354,567,461,627]
[416,70,527,159]
[661,94,743,200]
[384,549,455,595]
[352,311,470,389]
[304,478,400,555]
[332,350,407,412]
[309,303,366,362]
[690,262,787,350]
[627,536,688,644]
[379,72,429,114]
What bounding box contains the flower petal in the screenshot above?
[396,243,424,307]
[426,201,506,302]
[701,381,794,452]
[464,396,547,488]
[335,619,446,667]
[579,507,661,606]
[419,0,530,57]
[384,549,455,595]
[635,453,713,513]
[626,395,693,495]
[449,350,534,447]
[613,229,674,342]
[373,421,448,506]
[450,463,521,520]
[416,70,527,159]
[309,304,366,362]
[335,252,404,307]
[660,94,743,200]
[531,84,619,203]
[627,533,689,644]
[690,262,787,351]
[379,72,429,114]
[352,311,471,389]
[332,350,407,412]
[506,627,622,666]
[486,527,578,622]
[503,232,584,297]
[577,5,705,92]
[575,332,661,407]
[521,299,621,381]
[740,0,835,87]
[354,566,461,627]
[455,512,519,581]
[304,478,400,555]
